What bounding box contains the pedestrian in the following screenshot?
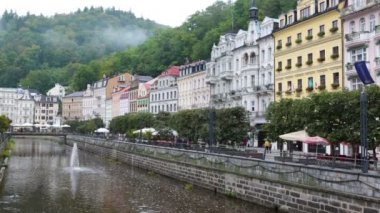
[264,139,270,154]
[268,141,272,153]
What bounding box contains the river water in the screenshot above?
[0,138,274,213]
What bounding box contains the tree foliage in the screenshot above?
[264,86,380,155]
[65,118,104,134]
[0,0,296,93]
[0,115,11,133]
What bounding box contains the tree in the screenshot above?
[0,115,11,133]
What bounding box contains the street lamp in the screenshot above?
[354,61,374,173]
[207,81,215,152]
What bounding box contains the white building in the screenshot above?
[82,84,94,120]
[47,83,66,100]
[119,88,130,116]
[150,66,180,114]
[205,2,278,146]
[34,95,60,125]
[15,89,35,125]
[178,61,210,110]
[92,78,108,122]
[0,88,21,124]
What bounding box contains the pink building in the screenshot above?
[341,0,380,90]
[119,88,130,116]
[112,86,128,118]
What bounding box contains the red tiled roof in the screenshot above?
[160,66,180,77]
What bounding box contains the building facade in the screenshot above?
[34,95,60,125]
[62,92,84,121]
[178,61,210,110]
[341,0,380,90]
[150,66,180,114]
[92,78,108,122]
[82,84,94,120]
[47,83,66,100]
[16,89,35,125]
[0,88,21,123]
[129,75,153,113]
[274,0,345,100]
[119,88,130,116]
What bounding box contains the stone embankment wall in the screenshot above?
[67,135,380,213]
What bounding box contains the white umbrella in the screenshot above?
[279,130,309,141]
[95,128,110,133]
[52,124,61,128]
[62,124,71,128]
[133,128,156,134]
[22,123,34,127]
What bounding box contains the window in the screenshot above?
[351,47,367,62]
[320,25,325,33]
[360,18,366,32]
[251,75,255,87]
[333,72,339,84]
[331,0,338,7]
[287,59,292,67]
[251,101,255,111]
[280,19,285,27]
[278,61,282,69]
[297,79,302,89]
[333,46,339,55]
[350,21,356,33]
[320,75,326,86]
[320,1,326,12]
[351,77,364,91]
[307,29,313,36]
[308,77,314,88]
[278,40,282,46]
[297,33,302,40]
[308,53,313,62]
[320,50,325,59]
[370,15,376,31]
[300,7,310,19]
[287,36,291,44]
[287,81,292,91]
[297,56,302,65]
[268,48,272,60]
[288,15,293,24]
[332,20,338,29]
[278,83,282,92]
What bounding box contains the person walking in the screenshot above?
[264,139,270,154]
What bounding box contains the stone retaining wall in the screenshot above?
[67,135,380,213]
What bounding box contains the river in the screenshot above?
[0,138,274,213]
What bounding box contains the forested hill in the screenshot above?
[0,0,296,94]
[0,7,165,91]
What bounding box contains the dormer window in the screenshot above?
[300,7,310,19]
[288,15,294,24]
[280,19,285,27]
[320,1,326,12]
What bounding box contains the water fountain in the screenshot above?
[70,143,79,168]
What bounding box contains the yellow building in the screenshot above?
[274,0,345,100]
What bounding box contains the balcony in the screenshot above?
[205,75,218,85]
[345,32,370,48]
[229,90,242,100]
[220,70,233,81]
[249,111,266,125]
[375,57,380,73]
[375,25,380,39]
[342,0,380,16]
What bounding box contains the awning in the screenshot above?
[279,130,309,141]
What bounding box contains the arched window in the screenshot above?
[370,15,376,31]
[360,18,366,32]
[350,21,356,33]
[250,52,256,64]
[243,53,249,66]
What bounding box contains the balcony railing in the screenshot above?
[220,70,233,81]
[342,0,380,16]
[205,75,218,85]
[345,32,370,47]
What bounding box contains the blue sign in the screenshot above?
[354,61,374,85]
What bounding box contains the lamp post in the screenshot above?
[354,61,374,173]
[207,81,215,152]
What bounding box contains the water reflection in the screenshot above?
[0,138,274,213]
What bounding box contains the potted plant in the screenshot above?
[295,88,302,93]
[317,57,325,62]
[306,35,313,40]
[276,91,282,95]
[295,63,302,68]
[330,54,339,60]
[285,90,292,95]
[276,45,282,50]
[285,42,292,47]
[285,65,292,70]
[306,60,313,65]
[317,31,325,37]
[306,87,314,92]
[276,67,282,72]
[331,83,340,89]
[330,27,339,33]
[318,85,326,90]
[295,39,302,44]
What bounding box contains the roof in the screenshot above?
[35,95,60,103]
[160,66,180,78]
[134,75,154,83]
[64,91,84,98]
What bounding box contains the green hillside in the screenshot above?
[0,0,296,93]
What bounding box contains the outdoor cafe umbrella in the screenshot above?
[62,124,71,128]
[302,136,330,155]
[95,128,110,133]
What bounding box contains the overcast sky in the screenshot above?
[1,0,223,27]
